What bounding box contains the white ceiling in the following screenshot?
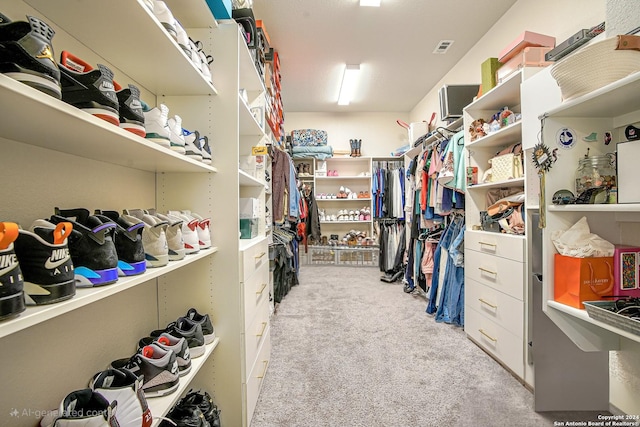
[251,0,518,113]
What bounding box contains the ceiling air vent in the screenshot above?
[433,40,454,54]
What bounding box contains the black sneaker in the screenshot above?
[58,50,119,126]
[0,222,25,319]
[94,210,146,277]
[180,390,220,427]
[110,343,179,398]
[159,404,209,427]
[151,316,206,358]
[113,81,146,137]
[13,219,76,305]
[185,307,215,344]
[0,12,61,99]
[50,208,118,287]
[138,333,192,377]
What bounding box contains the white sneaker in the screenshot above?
[123,210,169,268]
[183,210,211,249]
[175,20,190,58]
[188,38,201,68]
[167,115,186,154]
[168,211,200,254]
[199,50,213,84]
[152,1,177,40]
[151,211,186,261]
[39,389,120,427]
[143,102,171,148]
[199,134,212,164]
[90,369,153,427]
[183,129,203,161]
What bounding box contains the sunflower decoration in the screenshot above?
[532,142,557,172]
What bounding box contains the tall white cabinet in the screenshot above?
[0,1,268,426]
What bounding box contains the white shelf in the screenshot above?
[149,337,220,423]
[164,0,218,28]
[320,220,371,224]
[315,176,371,180]
[0,74,217,173]
[0,248,218,339]
[547,203,640,212]
[25,0,218,96]
[237,26,266,94]
[240,96,266,137]
[541,71,640,119]
[317,198,372,202]
[466,121,522,149]
[465,69,524,112]
[239,235,268,252]
[239,169,264,187]
[467,177,525,189]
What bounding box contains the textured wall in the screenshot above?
[606,0,640,36]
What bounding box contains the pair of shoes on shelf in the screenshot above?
[358,191,371,199]
[327,170,338,176]
[350,139,362,157]
[160,389,221,427]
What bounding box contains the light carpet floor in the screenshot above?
[251,265,605,427]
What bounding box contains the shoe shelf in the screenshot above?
[0,247,218,340]
[240,95,265,137]
[0,74,217,174]
[148,337,220,425]
[317,198,372,202]
[25,0,218,96]
[163,0,219,29]
[320,220,371,224]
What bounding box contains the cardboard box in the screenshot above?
[498,31,556,63]
[481,57,502,94]
[554,254,614,309]
[614,245,640,297]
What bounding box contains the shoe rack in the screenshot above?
[0,2,267,427]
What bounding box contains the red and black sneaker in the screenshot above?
[0,12,61,99]
[58,51,120,126]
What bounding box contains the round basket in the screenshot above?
[550,35,640,100]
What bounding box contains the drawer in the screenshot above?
[465,249,525,300]
[244,293,269,369]
[465,306,524,378]
[245,327,271,427]
[465,230,524,262]
[240,238,268,280]
[465,278,524,338]
[243,262,270,325]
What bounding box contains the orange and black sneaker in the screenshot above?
[0,222,25,319]
[0,12,61,99]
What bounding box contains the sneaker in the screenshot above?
[0,222,25,319]
[159,404,208,427]
[152,1,177,40]
[50,208,119,287]
[111,344,179,398]
[123,209,169,268]
[13,220,76,305]
[198,49,213,84]
[94,210,147,277]
[199,135,212,165]
[58,51,120,126]
[185,308,215,344]
[180,390,221,427]
[150,211,185,261]
[0,13,61,99]
[139,333,191,376]
[175,20,190,58]
[167,115,186,154]
[182,129,203,161]
[39,388,120,427]
[182,211,211,250]
[90,368,153,427]
[113,81,145,137]
[151,316,206,358]
[142,101,171,148]
[167,211,199,254]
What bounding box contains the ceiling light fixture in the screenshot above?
[360,0,381,7]
[338,64,361,106]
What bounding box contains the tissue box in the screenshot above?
[240,198,260,219]
[614,245,640,297]
[239,218,258,239]
[554,254,614,309]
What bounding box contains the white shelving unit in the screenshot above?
[0,2,268,427]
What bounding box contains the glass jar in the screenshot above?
[574,153,616,196]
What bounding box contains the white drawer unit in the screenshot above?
[465,248,525,300]
[465,277,524,338]
[244,293,271,381]
[241,238,269,280]
[245,328,271,427]
[465,230,525,262]
[465,306,525,378]
[243,262,270,325]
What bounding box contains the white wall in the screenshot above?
[285,112,409,157]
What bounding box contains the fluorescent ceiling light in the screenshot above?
[360,0,381,6]
[338,64,361,105]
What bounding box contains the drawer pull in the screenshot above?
[479,241,497,248]
[478,298,497,309]
[257,360,268,379]
[479,329,498,342]
[256,322,267,337]
[478,266,497,275]
[254,252,266,260]
[256,283,267,295]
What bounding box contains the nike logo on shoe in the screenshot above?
[0,253,19,278]
[44,248,70,269]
